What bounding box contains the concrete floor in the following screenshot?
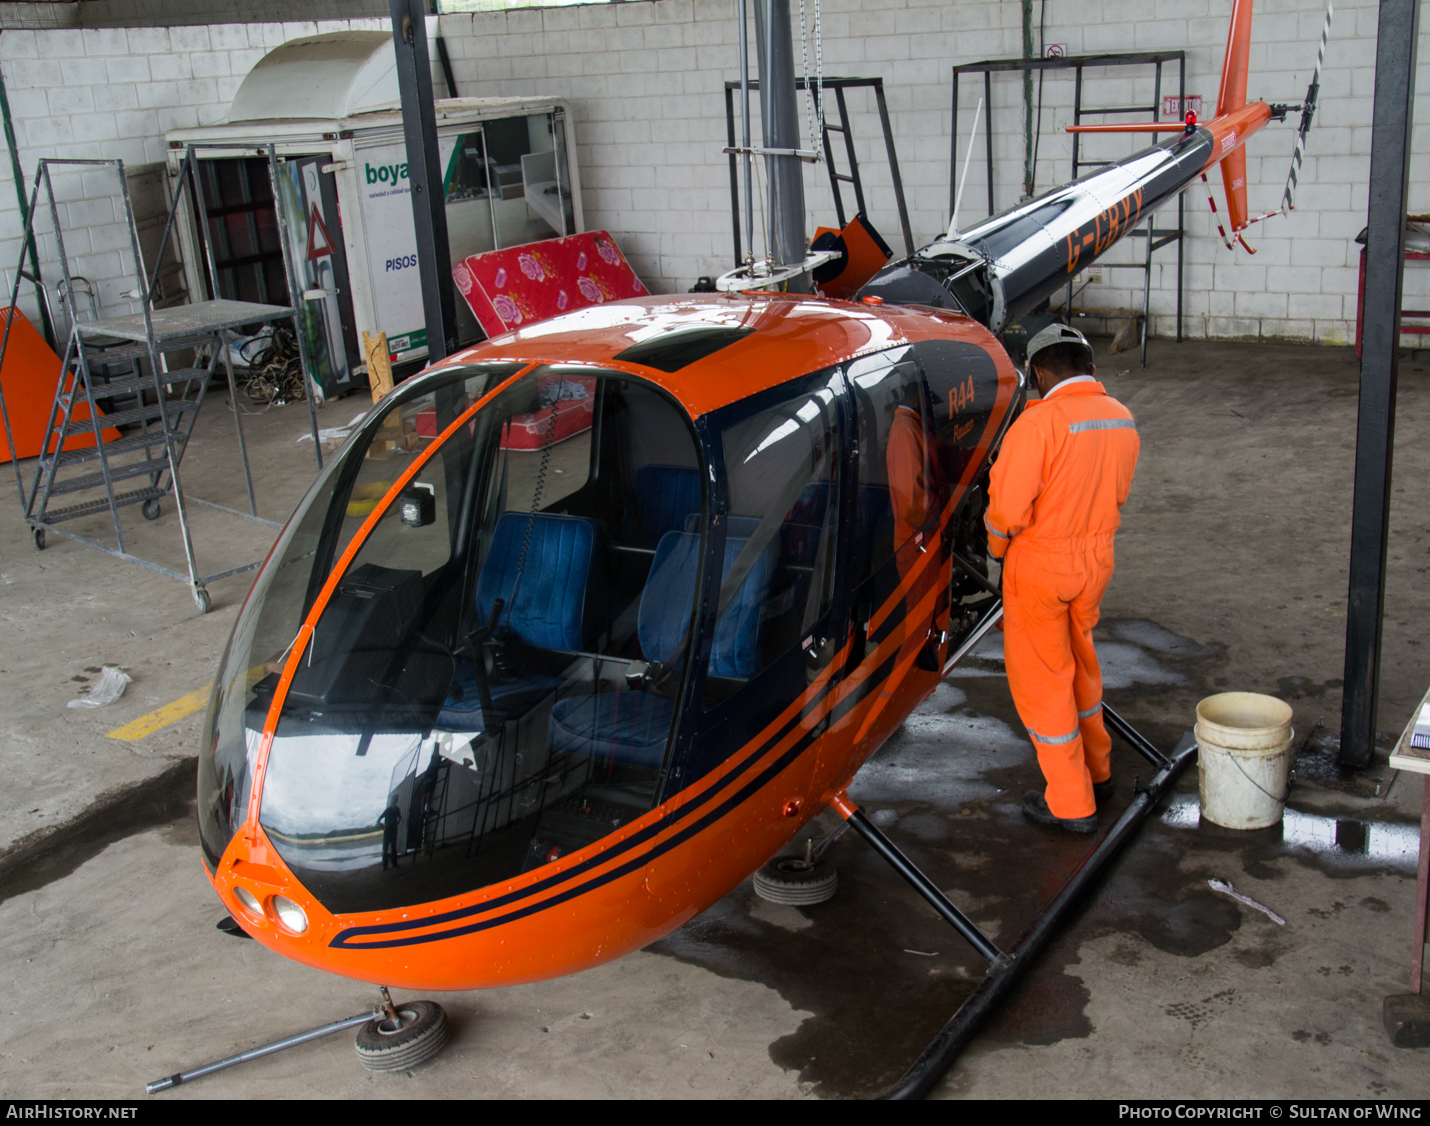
[1,337,1428,1099]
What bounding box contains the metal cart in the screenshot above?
[0,146,322,612]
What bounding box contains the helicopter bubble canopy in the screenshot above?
[200,360,726,914]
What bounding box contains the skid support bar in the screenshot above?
[147,1010,377,1093]
[943,599,1003,675]
[830,794,1002,963]
[880,731,1196,1099]
[1102,702,1172,769]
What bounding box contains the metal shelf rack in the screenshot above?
[950,50,1188,365]
[0,145,322,612]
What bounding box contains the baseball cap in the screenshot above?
[1025,322,1093,368]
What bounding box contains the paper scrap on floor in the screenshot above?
[67,666,132,709]
[1208,879,1286,925]
[297,410,369,445]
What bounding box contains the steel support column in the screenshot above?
[753,0,807,285]
[1339,0,1420,768]
[389,0,459,364]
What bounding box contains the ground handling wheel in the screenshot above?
[142,498,162,520]
[355,1000,450,1072]
[31,526,44,551]
[753,853,838,906]
[192,586,211,614]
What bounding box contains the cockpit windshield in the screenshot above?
[200,363,708,914]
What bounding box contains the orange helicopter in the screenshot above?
[157,0,1330,1096]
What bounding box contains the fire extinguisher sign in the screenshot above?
[1162,95,1203,119]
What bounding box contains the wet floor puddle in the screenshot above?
[1160,796,1419,870]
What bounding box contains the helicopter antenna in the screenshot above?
[1282,0,1333,212]
[948,95,984,239]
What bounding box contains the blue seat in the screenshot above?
[434,662,564,730]
[435,512,600,730]
[626,464,702,548]
[543,692,675,769]
[548,528,773,765]
[475,511,602,650]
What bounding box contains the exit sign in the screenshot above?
[1163,94,1203,118]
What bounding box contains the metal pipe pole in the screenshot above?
[147,1011,377,1093]
[738,0,754,264]
[1340,0,1419,768]
[753,0,807,285]
[841,804,1003,963]
[0,59,55,349]
[390,0,459,364]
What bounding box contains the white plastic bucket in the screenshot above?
[1195,692,1295,830]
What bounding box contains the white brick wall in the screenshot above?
[434,0,1430,345]
[2,0,1428,346]
[0,17,387,330]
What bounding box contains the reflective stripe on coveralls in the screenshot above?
[1067,418,1137,434]
[1028,726,1081,745]
[986,379,1140,820]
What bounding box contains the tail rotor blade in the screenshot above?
[1283,0,1334,212]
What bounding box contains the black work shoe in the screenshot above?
[1092,778,1114,802]
[1022,791,1098,834]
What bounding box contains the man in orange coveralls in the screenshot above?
[985,324,1140,833]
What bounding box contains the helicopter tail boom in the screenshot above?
[1067,0,1269,232]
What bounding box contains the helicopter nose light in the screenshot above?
[233,886,263,918]
[269,895,309,934]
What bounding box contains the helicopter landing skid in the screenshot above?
[825,698,1196,1099]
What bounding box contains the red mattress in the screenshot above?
[414,374,596,450]
[452,231,649,337]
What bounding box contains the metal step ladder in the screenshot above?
[721,75,915,265]
[0,150,322,613]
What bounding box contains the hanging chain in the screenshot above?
[814,0,824,147]
[797,0,825,167]
[799,0,816,155]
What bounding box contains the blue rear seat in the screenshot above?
[547,528,773,768]
[626,464,702,548]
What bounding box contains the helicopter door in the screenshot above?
[843,347,948,746]
[676,366,846,788]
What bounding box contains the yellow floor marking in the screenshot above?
[106,683,213,741]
